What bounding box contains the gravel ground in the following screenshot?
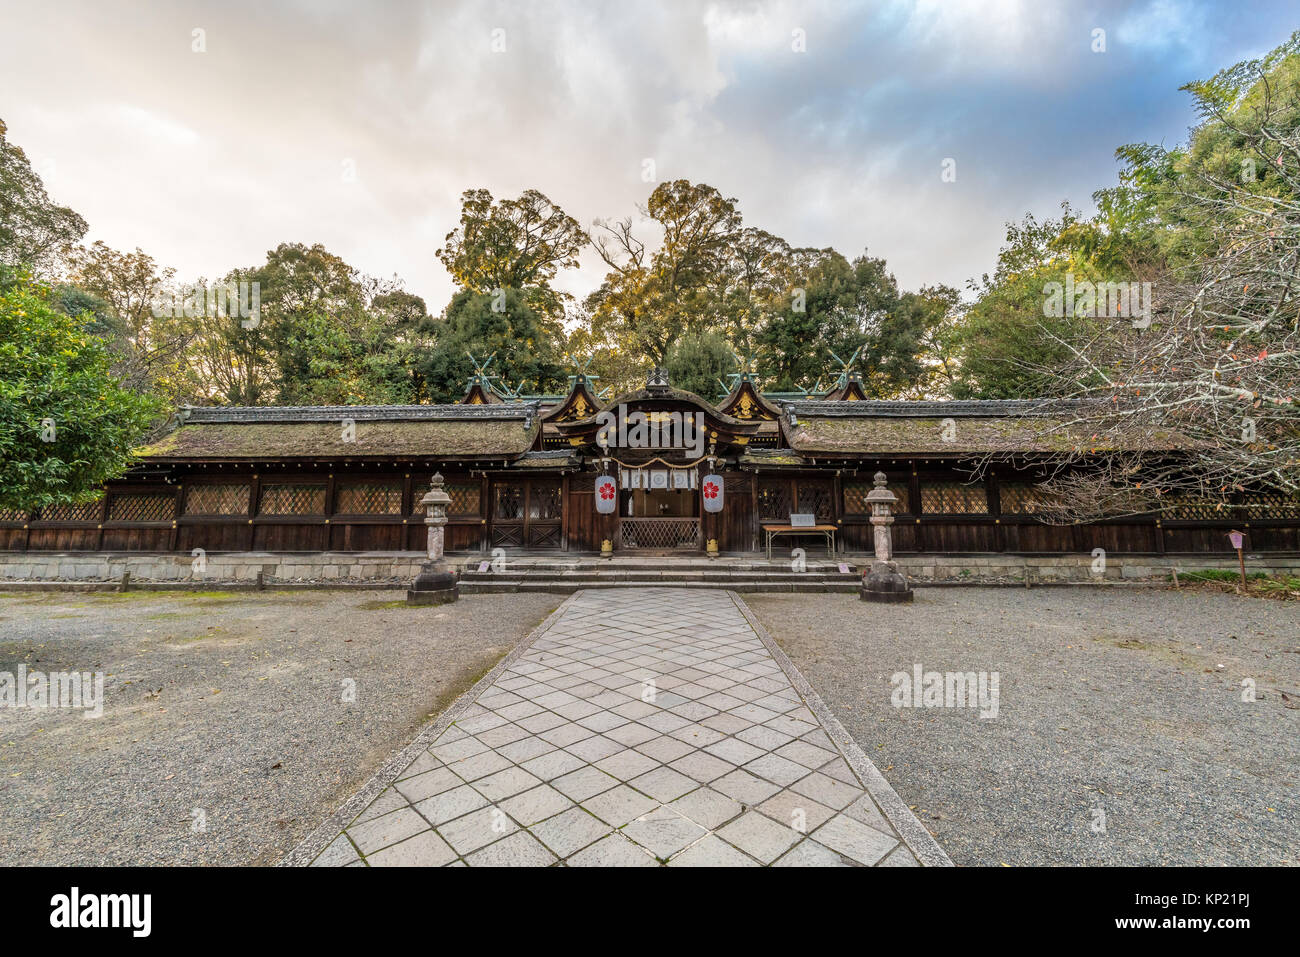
[746,587,1300,866]
[0,589,556,865]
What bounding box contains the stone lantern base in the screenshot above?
[406,560,459,606]
[860,560,913,603]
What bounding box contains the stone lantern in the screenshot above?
[407,472,459,605]
[860,471,913,603]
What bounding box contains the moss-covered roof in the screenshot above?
[786,414,1182,455]
[137,418,539,461]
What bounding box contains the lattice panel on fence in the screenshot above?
[1241,493,1300,520]
[756,481,791,520]
[185,483,249,515]
[447,483,481,516]
[797,483,834,520]
[843,481,912,515]
[620,519,700,549]
[920,482,988,515]
[1162,497,1231,521]
[530,484,563,521]
[336,482,403,515]
[998,483,1049,515]
[39,501,104,522]
[0,508,31,522]
[109,493,175,523]
[258,484,327,516]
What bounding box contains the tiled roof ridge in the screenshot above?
[180,402,540,424]
[781,398,1100,418]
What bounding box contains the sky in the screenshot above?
[1,0,1296,313]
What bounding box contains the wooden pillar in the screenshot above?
[325,470,338,551]
[833,469,843,551]
[169,481,183,552]
[561,473,571,551]
[402,471,414,551]
[989,472,1004,553]
[248,472,262,550]
[480,473,490,553]
[909,463,921,552]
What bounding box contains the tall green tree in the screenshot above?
[0,118,87,277]
[222,242,424,405]
[68,241,192,401]
[0,278,161,510]
[663,329,737,399]
[755,250,935,396]
[436,188,587,322]
[590,180,745,363]
[422,289,566,402]
[950,207,1100,399]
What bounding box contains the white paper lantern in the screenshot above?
[595,475,618,514]
[702,473,724,513]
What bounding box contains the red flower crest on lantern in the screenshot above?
[703,481,719,499]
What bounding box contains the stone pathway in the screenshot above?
[298,588,946,867]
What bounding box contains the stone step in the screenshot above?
[458,569,858,583]
[458,579,860,595]
[447,556,852,572]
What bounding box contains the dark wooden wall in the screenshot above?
[2,462,1296,556]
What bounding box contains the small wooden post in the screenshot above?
[1229,529,1247,591]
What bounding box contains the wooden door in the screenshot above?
[490,478,562,549]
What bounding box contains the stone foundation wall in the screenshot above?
[0,550,1295,585]
[0,551,428,583]
[893,553,1300,581]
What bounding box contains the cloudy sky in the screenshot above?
[1,0,1295,311]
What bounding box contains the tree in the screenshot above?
[0,118,87,277]
[220,242,427,405]
[68,241,191,400]
[436,188,587,321]
[562,312,649,397]
[355,290,436,404]
[422,289,566,402]
[885,284,963,398]
[178,301,275,406]
[663,329,737,399]
[950,207,1100,399]
[590,180,745,363]
[979,34,1300,519]
[0,278,162,510]
[755,250,935,397]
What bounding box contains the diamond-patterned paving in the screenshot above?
[313,588,920,867]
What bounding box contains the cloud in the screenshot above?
[0,0,1294,312]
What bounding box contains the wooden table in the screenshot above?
[761,523,837,560]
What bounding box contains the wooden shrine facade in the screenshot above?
[2,374,1298,557]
